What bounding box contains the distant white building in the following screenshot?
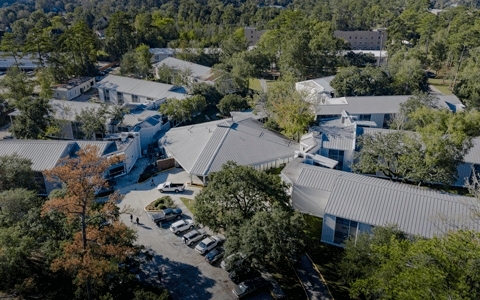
[334,29,387,50]
[149,48,175,63]
[52,77,96,101]
[296,76,465,127]
[244,27,266,46]
[95,75,188,108]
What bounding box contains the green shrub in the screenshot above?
[146,196,175,210]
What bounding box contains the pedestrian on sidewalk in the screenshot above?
[136,217,139,225]
[130,214,133,222]
[151,179,155,186]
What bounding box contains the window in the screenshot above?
[358,114,371,121]
[132,95,139,103]
[147,97,154,102]
[328,149,344,170]
[108,163,126,178]
[117,92,124,105]
[334,217,358,245]
[105,89,110,102]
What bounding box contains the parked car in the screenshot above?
[195,235,224,254]
[170,219,194,234]
[157,182,186,193]
[232,277,268,298]
[149,208,182,225]
[221,252,247,271]
[205,247,225,264]
[229,267,261,284]
[183,228,207,246]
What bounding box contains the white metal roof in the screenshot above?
[316,95,464,115]
[50,99,110,122]
[96,75,188,100]
[160,117,298,176]
[0,140,116,171]
[282,159,480,238]
[154,57,219,82]
[463,138,480,165]
[0,140,74,171]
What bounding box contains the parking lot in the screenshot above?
[117,169,273,300]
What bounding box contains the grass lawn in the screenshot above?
[249,78,262,91]
[180,197,196,215]
[303,214,350,299]
[266,80,279,90]
[428,78,453,95]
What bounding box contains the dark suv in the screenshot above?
[232,277,268,298]
[149,208,182,225]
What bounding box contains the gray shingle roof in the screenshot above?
[96,75,188,100]
[316,95,463,115]
[155,57,218,82]
[283,159,480,238]
[160,117,298,176]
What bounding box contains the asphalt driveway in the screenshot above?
[117,168,238,300]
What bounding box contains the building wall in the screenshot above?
[53,78,96,101]
[151,53,174,63]
[252,155,294,172]
[321,213,374,247]
[138,122,162,151]
[291,185,331,217]
[319,148,354,172]
[98,87,163,109]
[244,27,266,46]
[121,133,142,173]
[334,30,387,50]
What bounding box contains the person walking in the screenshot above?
[151,179,155,186]
[136,217,139,225]
[130,214,133,222]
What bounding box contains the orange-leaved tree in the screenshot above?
[42,145,136,300]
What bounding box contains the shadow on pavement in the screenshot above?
[139,252,215,300]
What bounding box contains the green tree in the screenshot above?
[265,81,314,141]
[343,228,480,300]
[0,66,33,102]
[10,97,53,139]
[193,161,290,232]
[159,95,206,123]
[76,105,109,140]
[226,205,305,267]
[330,66,393,97]
[0,32,23,64]
[0,154,36,191]
[35,67,55,99]
[190,83,222,106]
[61,21,98,76]
[217,94,249,115]
[105,11,134,60]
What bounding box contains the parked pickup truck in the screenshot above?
[157,182,185,193]
[149,208,183,225]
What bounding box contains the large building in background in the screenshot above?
[334,29,387,50]
[244,27,266,46]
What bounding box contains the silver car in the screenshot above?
[182,229,207,246]
[195,235,224,254]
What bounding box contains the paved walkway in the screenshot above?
[260,79,268,93]
[295,255,332,300]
